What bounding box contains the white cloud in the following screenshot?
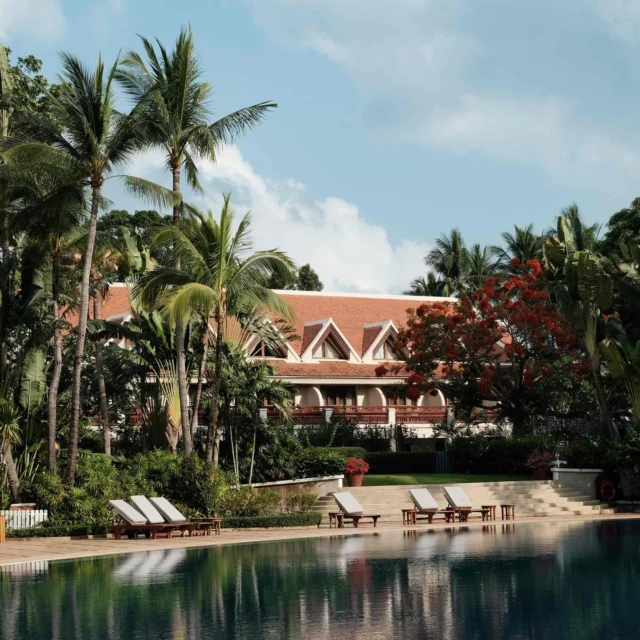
[127,146,428,294]
[0,0,65,41]
[590,0,640,41]
[244,0,640,188]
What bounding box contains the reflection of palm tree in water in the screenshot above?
[5,522,640,639]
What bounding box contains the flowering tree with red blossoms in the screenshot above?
[378,260,580,436]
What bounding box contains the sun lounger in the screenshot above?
[150,496,221,536]
[109,500,179,540]
[131,495,195,537]
[332,492,380,528]
[443,487,490,522]
[409,488,454,523]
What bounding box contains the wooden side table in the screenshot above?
[500,504,516,520]
[329,512,344,528]
[402,508,417,525]
[481,505,497,521]
[0,515,6,544]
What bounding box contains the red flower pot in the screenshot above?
[346,473,364,487]
[533,465,549,480]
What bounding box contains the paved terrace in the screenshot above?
[2,513,640,568]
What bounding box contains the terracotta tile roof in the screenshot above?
[362,325,383,356]
[72,287,455,379]
[276,292,446,358]
[273,361,405,378]
[66,285,132,323]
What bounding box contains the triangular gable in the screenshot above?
[243,320,301,362]
[361,320,405,362]
[300,318,360,362]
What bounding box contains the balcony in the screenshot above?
[270,406,449,426]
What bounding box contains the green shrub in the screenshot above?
[365,452,436,474]
[8,524,110,539]
[220,487,281,517]
[326,446,368,460]
[448,436,548,475]
[221,513,321,528]
[284,492,318,513]
[293,447,345,478]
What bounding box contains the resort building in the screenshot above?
[93,285,457,440]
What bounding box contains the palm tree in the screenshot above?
[135,194,295,464]
[425,229,469,295]
[13,190,86,472]
[3,53,177,485]
[404,273,449,296]
[466,244,500,292]
[496,224,543,270]
[0,398,21,503]
[117,27,277,454]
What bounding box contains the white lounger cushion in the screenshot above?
[410,488,439,512]
[444,486,473,509]
[130,495,166,525]
[109,499,148,525]
[150,497,187,523]
[333,492,364,515]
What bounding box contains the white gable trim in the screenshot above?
[300,318,361,363]
[242,321,302,363]
[362,320,405,363]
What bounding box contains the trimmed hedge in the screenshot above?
[365,452,436,474]
[8,524,110,539]
[7,513,322,538]
[221,513,321,529]
[327,446,368,460]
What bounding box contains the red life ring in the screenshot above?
[599,479,616,502]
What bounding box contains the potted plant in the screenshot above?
[526,448,552,480]
[344,457,369,487]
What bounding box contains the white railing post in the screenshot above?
[323,407,334,422]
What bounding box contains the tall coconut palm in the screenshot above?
[12,184,86,472]
[3,53,178,485]
[117,27,277,454]
[466,243,500,292]
[404,273,449,297]
[496,224,543,270]
[425,229,469,296]
[135,194,295,464]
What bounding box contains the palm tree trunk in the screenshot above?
[1,436,20,503]
[189,325,209,438]
[47,252,62,473]
[591,356,619,441]
[208,312,225,465]
[66,181,101,486]
[93,293,111,456]
[170,161,193,454]
[0,232,10,387]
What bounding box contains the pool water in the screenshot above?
[1,520,639,639]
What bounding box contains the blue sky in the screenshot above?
[3,0,640,292]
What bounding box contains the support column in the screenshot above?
[259,408,268,423]
[388,407,397,452]
[323,407,334,423]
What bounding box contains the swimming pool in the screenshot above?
[1,520,638,639]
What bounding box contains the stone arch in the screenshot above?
[419,388,446,407]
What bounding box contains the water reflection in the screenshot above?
[1,520,640,639]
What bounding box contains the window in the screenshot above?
[325,386,356,406]
[374,337,401,360]
[385,393,415,406]
[313,335,346,359]
[250,341,283,358]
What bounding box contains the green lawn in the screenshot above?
[362,473,529,486]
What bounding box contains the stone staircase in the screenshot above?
[312,480,613,524]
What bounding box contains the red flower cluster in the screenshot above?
[380,260,580,435]
[345,457,370,475]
